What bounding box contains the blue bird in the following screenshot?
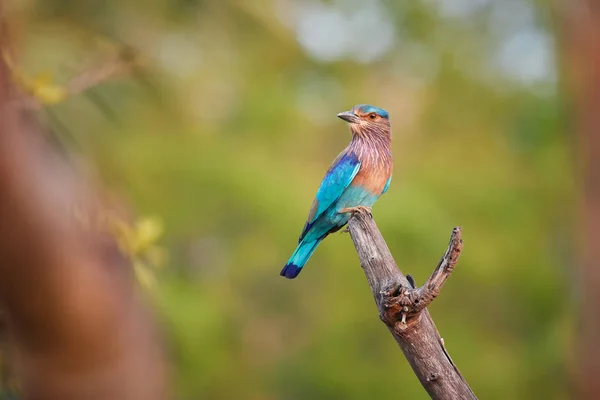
[281,104,393,279]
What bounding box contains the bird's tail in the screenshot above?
[280,238,323,279]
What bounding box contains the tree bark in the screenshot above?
[346,209,476,400]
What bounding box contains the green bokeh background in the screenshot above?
[15,0,576,398]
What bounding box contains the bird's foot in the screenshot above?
[340,206,372,217]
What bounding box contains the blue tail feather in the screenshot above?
[280,238,322,279]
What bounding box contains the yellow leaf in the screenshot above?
[34,84,68,105]
[133,216,163,254]
[32,72,55,87]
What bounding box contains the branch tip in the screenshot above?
[378,226,465,321]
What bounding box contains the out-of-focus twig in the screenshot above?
[66,48,137,96]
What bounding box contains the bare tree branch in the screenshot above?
[346,209,476,400]
[65,49,137,97]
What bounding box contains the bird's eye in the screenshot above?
[369,113,377,120]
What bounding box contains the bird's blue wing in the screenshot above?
[299,151,361,242]
[382,175,392,195]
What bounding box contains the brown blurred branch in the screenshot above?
[556,1,600,398]
[66,49,137,96]
[0,27,168,400]
[346,209,476,400]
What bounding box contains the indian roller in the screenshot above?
[281,104,393,279]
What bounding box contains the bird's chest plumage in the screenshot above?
[351,149,393,195]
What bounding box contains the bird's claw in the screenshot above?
[341,206,372,217]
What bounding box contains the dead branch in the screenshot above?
[346,209,476,400]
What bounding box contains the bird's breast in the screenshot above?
[352,157,393,195]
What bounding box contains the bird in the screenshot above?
[280,104,393,279]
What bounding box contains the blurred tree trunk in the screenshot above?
[0,12,169,400]
[556,1,600,398]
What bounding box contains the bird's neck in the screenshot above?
[350,131,391,151]
[349,131,392,165]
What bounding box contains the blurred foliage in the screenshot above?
[111,215,168,288]
[3,49,68,104]
[72,202,167,289]
[6,0,575,399]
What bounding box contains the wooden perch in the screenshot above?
[346,209,476,400]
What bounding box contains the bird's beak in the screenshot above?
[337,111,359,124]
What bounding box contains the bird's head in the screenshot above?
[337,104,390,138]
